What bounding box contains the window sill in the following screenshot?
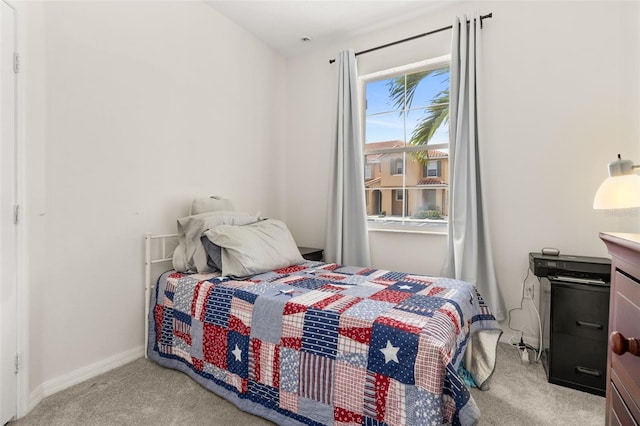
[367,222,447,236]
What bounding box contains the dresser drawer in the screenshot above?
[611,368,639,425]
[611,381,638,426]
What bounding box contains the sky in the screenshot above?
[365,69,449,146]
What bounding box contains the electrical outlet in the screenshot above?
[524,283,535,299]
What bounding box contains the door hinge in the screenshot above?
[14,353,20,373]
[13,52,20,74]
[13,204,20,224]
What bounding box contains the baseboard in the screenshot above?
[27,345,144,413]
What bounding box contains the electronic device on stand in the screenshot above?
[529,252,611,396]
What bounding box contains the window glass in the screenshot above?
[363,61,449,233]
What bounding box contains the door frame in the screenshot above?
[1,0,28,419]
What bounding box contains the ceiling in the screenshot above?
[205,1,455,58]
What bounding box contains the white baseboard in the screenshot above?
[27,345,144,413]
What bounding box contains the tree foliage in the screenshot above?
[386,67,450,163]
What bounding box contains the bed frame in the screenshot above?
[144,233,178,357]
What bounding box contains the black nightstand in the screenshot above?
[298,247,324,261]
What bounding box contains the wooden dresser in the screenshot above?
[600,232,640,425]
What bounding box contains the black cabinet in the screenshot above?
[543,278,610,396]
[298,247,324,262]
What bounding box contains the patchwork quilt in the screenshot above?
[148,261,501,426]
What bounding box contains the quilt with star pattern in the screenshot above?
[148,260,501,426]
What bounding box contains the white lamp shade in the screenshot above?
[593,174,640,209]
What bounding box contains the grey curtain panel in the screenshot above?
[326,50,371,267]
[442,13,505,321]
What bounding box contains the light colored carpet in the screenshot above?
[9,343,604,425]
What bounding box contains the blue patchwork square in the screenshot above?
[190,319,204,359]
[248,381,279,408]
[292,278,328,291]
[388,281,426,294]
[339,274,372,286]
[406,385,441,425]
[226,330,249,378]
[367,322,418,384]
[334,265,368,275]
[301,308,339,358]
[173,310,192,326]
[279,348,299,393]
[172,279,198,314]
[250,296,285,344]
[363,417,389,426]
[380,271,408,281]
[234,289,258,304]
[159,306,174,346]
[396,295,446,317]
[203,285,234,327]
[298,397,333,425]
[343,299,394,320]
[250,270,284,282]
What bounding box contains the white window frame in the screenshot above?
[360,55,450,235]
[425,160,440,178]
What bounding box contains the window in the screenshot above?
[392,158,403,175]
[424,160,441,178]
[361,56,450,233]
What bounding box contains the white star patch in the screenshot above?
[232,344,242,362]
[398,285,413,290]
[380,340,400,364]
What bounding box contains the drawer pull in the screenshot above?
[576,320,603,330]
[610,331,640,357]
[575,366,601,377]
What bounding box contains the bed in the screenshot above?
[145,204,502,426]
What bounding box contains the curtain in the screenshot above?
[326,50,371,267]
[442,13,505,321]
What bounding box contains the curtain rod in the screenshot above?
[328,12,493,64]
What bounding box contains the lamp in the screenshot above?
[593,154,640,209]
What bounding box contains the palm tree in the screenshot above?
[386,67,450,163]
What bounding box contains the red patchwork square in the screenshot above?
[250,339,280,388]
[369,289,413,304]
[282,302,306,350]
[274,265,307,274]
[203,323,227,369]
[334,406,363,425]
[362,372,390,421]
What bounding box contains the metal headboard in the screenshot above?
[144,233,178,357]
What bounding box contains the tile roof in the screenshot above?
[418,178,447,186]
[364,140,448,160]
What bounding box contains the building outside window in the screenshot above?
[361,56,450,232]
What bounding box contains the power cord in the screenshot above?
[507,266,543,362]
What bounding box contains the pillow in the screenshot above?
[200,235,223,271]
[190,196,235,216]
[173,210,259,273]
[204,219,304,277]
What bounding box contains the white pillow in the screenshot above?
[173,211,259,273]
[190,196,235,216]
[204,219,304,277]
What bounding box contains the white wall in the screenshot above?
[24,0,285,400]
[283,0,640,343]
